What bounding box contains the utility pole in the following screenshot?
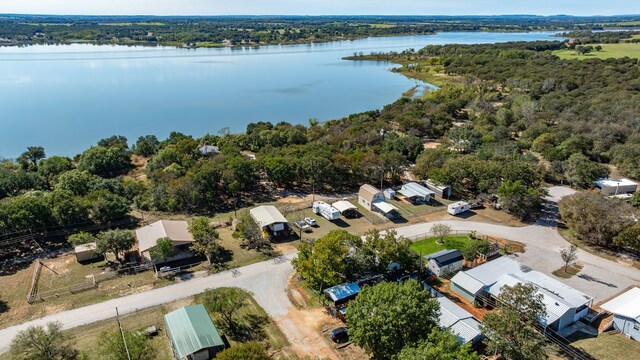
[116,307,132,360]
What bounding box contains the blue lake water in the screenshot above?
[0,31,560,157]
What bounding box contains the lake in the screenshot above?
[0,31,560,157]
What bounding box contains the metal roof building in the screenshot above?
[136,220,194,254]
[398,182,435,203]
[165,304,225,360]
[434,292,483,344]
[332,200,357,213]
[425,249,464,277]
[600,287,640,341]
[249,205,289,238]
[324,282,361,306]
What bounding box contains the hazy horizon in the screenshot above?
[1,0,639,17]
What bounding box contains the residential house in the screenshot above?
[450,257,593,331]
[425,249,464,277]
[136,220,195,263]
[594,178,638,196]
[358,184,400,219]
[600,287,640,341]
[435,292,483,344]
[249,205,290,238]
[165,304,226,360]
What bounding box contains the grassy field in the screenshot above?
[410,235,476,255]
[554,42,640,60]
[569,332,640,360]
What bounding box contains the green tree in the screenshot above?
[150,237,174,261]
[559,192,635,247]
[77,146,132,178]
[55,170,99,196]
[497,180,545,220]
[215,342,269,360]
[292,230,352,289]
[346,280,440,360]
[67,232,97,247]
[562,153,609,189]
[396,329,480,360]
[236,211,271,252]
[189,217,230,268]
[631,192,640,207]
[614,224,640,252]
[17,146,46,171]
[202,288,250,330]
[86,190,131,223]
[97,330,156,360]
[95,229,136,263]
[357,229,420,274]
[481,283,548,360]
[9,322,79,360]
[38,156,74,185]
[132,135,160,157]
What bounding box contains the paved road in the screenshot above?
[393,186,640,302]
[0,254,297,354]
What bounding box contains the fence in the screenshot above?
[26,259,43,304]
[400,229,491,242]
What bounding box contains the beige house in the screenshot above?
[136,220,195,263]
[358,184,385,211]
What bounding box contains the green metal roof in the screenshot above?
[164,304,224,359]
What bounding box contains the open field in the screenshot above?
[554,42,640,60]
[568,332,640,360]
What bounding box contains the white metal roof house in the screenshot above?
[450,257,593,331]
[249,205,289,238]
[398,182,435,204]
[594,178,638,196]
[600,287,640,341]
[425,249,464,277]
[136,220,195,262]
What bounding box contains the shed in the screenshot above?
[358,184,385,211]
[600,287,640,341]
[594,178,638,196]
[74,242,99,263]
[435,294,483,344]
[165,304,225,360]
[324,282,361,306]
[398,182,435,203]
[425,180,452,199]
[249,205,289,238]
[136,220,195,261]
[425,249,464,277]
[372,200,400,219]
[383,188,396,200]
[332,200,359,217]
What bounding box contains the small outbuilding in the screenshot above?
[425,180,452,199]
[136,220,195,262]
[435,292,483,344]
[165,304,226,360]
[358,184,385,211]
[600,287,640,341]
[324,282,361,307]
[74,242,100,263]
[383,188,396,200]
[332,200,359,218]
[594,178,638,196]
[398,182,435,204]
[425,249,464,277]
[249,205,290,238]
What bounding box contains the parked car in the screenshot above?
[293,220,312,233]
[304,217,318,227]
[330,327,349,343]
[469,200,484,210]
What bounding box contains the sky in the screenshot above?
[1,0,639,17]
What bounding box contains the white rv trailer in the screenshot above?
[312,201,341,221]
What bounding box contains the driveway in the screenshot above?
[0,253,337,359]
[392,186,640,302]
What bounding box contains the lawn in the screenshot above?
[569,332,640,360]
[552,264,583,279]
[553,42,640,60]
[410,235,476,255]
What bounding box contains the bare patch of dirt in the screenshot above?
[274,307,340,360]
[423,141,441,149]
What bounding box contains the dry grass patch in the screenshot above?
[552,264,584,279]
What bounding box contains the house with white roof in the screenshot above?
[249,205,290,238]
[398,182,435,204]
[600,287,640,341]
[594,178,638,196]
[451,257,593,331]
[436,294,483,344]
